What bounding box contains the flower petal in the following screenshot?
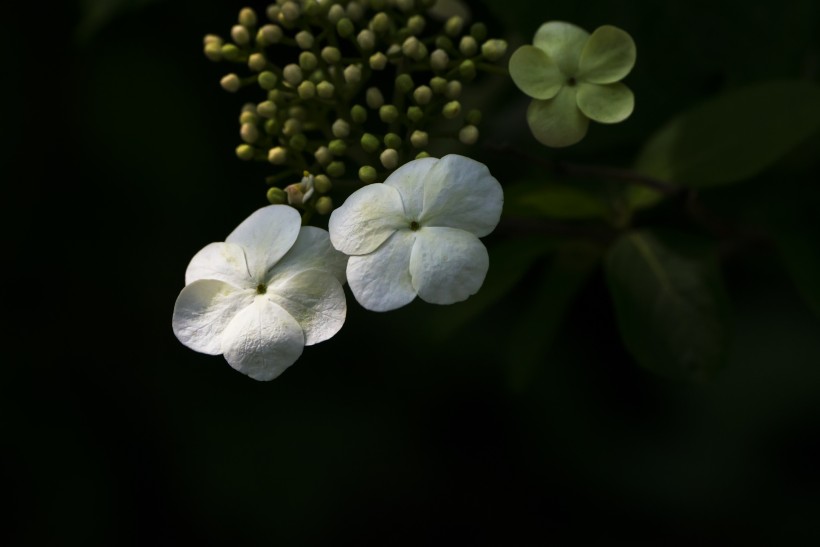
[172,279,255,355]
[533,21,590,76]
[420,154,504,237]
[383,156,437,218]
[526,87,589,148]
[184,242,252,288]
[409,227,489,305]
[576,82,634,123]
[328,183,406,255]
[578,25,636,84]
[267,270,346,346]
[508,45,564,100]
[346,230,417,312]
[225,205,302,281]
[268,226,348,285]
[221,297,305,381]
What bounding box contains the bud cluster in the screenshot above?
[203,0,508,212]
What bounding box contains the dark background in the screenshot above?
[5,0,820,544]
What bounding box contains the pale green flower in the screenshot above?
[509,21,636,147]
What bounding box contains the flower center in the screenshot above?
[409,220,420,231]
[256,283,267,294]
[566,77,577,87]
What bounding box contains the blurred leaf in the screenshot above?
[635,80,820,188]
[605,230,731,381]
[427,237,555,339]
[507,242,601,391]
[505,181,611,220]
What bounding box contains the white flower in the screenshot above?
[172,205,348,381]
[328,154,503,312]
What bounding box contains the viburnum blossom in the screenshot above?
[328,154,503,312]
[172,205,347,381]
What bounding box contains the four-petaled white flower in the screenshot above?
[172,205,347,381]
[328,154,503,312]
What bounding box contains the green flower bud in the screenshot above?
[395,74,414,94]
[370,12,390,34]
[445,80,462,99]
[267,187,287,204]
[359,165,378,183]
[283,64,303,86]
[360,133,380,153]
[289,133,307,151]
[268,89,282,103]
[314,146,333,165]
[481,39,508,61]
[346,1,364,21]
[413,85,432,105]
[384,133,402,149]
[442,100,461,119]
[239,110,257,124]
[406,106,424,123]
[326,161,345,177]
[239,7,258,27]
[258,71,278,90]
[466,109,482,125]
[459,36,478,57]
[314,174,332,193]
[257,101,277,118]
[344,64,362,84]
[297,80,316,99]
[268,146,287,164]
[204,42,222,62]
[299,51,318,71]
[282,118,302,137]
[236,144,255,160]
[470,23,488,41]
[459,59,476,80]
[329,139,347,155]
[407,14,426,35]
[281,1,300,22]
[264,118,280,134]
[435,35,453,51]
[221,43,241,61]
[402,36,421,59]
[321,46,342,64]
[366,87,384,109]
[248,53,267,71]
[410,130,428,148]
[430,49,449,72]
[304,0,322,17]
[379,104,399,123]
[337,17,355,38]
[415,151,430,159]
[316,81,335,99]
[203,34,222,46]
[369,52,388,70]
[327,4,345,24]
[295,30,315,49]
[430,76,447,94]
[241,123,259,143]
[351,104,368,123]
[357,29,376,50]
[315,196,334,215]
[266,4,280,21]
[289,106,307,120]
[379,148,398,169]
[259,24,283,44]
[332,118,350,138]
[220,73,241,92]
[445,16,464,37]
[458,124,479,144]
[386,43,401,60]
[231,25,250,46]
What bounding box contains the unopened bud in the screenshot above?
[445,80,462,99]
[315,196,334,215]
[289,133,307,151]
[204,42,222,61]
[264,119,280,134]
[459,125,479,144]
[289,106,306,120]
[379,104,399,123]
[314,174,332,193]
[295,30,314,49]
[430,49,449,72]
[259,24,283,44]
[321,46,341,64]
[370,12,390,34]
[360,133,380,153]
[299,51,318,71]
[203,34,222,46]
[239,7,258,27]
[359,165,378,183]
[220,73,241,92]
[369,52,388,70]
[236,144,255,160]
[337,17,355,38]
[466,109,482,125]
[332,118,350,138]
[281,1,300,22]
[459,59,476,80]
[430,76,447,94]
[435,35,453,50]
[248,53,267,71]
[407,14,425,35]
[283,64,303,86]
[410,130,428,148]
[395,74,414,94]
[297,80,316,99]
[445,16,464,37]
[329,139,347,156]
[357,29,376,50]
[346,1,364,21]
[268,146,287,164]
[406,106,424,123]
[366,87,384,109]
[257,100,276,118]
[258,71,277,90]
[241,123,259,143]
[267,187,287,204]
[316,81,335,99]
[231,25,250,46]
[443,100,462,119]
[283,118,302,137]
[384,133,402,149]
[239,110,257,124]
[380,148,398,169]
[351,104,367,123]
[471,23,488,41]
[344,64,362,84]
[413,85,432,105]
[416,151,430,159]
[314,146,333,165]
[326,161,345,177]
[481,39,508,61]
[402,36,420,58]
[221,43,240,61]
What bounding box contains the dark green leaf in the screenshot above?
[605,230,731,381]
[504,181,612,220]
[635,81,820,188]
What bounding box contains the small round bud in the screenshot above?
[283,64,303,86]
[379,105,399,123]
[459,124,479,145]
[445,16,464,37]
[406,106,424,123]
[321,46,342,64]
[264,119,280,134]
[369,52,388,70]
[221,43,241,61]
[289,133,307,151]
[443,100,462,119]
[314,174,332,193]
[204,42,222,61]
[314,146,333,165]
[445,80,462,99]
[297,80,316,99]
[481,39,508,61]
[402,36,420,59]
[220,74,241,92]
[316,81,335,99]
[370,12,390,34]
[258,71,278,90]
[430,49,449,72]
[332,118,350,138]
[346,1,364,21]
[351,104,368,123]
[327,4,345,24]
[203,34,223,46]
[357,29,376,50]
[459,36,478,57]
[299,51,318,71]
[281,1,300,22]
[236,144,255,160]
[470,23,488,41]
[259,24,283,44]
[283,118,302,137]
[359,165,378,183]
[289,106,307,120]
[430,76,447,94]
[366,87,384,109]
[386,43,401,59]
[459,59,476,80]
[241,123,259,143]
[268,146,287,164]
[239,110,257,125]
[231,25,250,46]
[384,133,402,149]
[295,30,314,49]
[435,35,453,50]
[239,7,258,27]
[266,4,280,21]
[326,161,345,177]
[248,53,267,71]
[329,139,347,156]
[395,74,414,94]
[257,100,277,118]
[415,151,430,159]
[407,14,425,35]
[380,148,399,169]
[344,64,362,85]
[410,130,428,148]
[337,17,355,38]
[413,85,432,105]
[315,196,334,215]
[267,187,287,204]
[466,109,482,125]
[360,133,380,153]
